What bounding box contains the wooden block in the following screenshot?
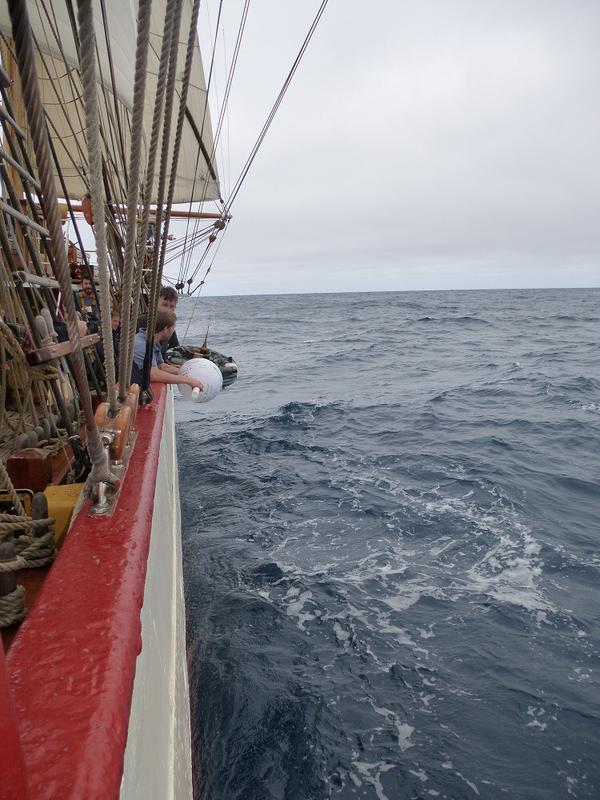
[7,448,53,492]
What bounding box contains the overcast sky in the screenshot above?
[167,0,600,296]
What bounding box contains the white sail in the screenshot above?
[0,0,220,203]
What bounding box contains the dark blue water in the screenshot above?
[176,289,600,800]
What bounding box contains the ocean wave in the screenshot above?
[180,288,600,800]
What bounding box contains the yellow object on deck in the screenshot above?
[44,483,85,548]
[0,490,32,516]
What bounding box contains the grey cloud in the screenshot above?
[167,0,600,294]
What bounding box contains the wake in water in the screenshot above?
[178,289,600,799]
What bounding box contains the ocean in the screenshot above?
[175,288,600,800]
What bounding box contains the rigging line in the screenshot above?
[153,0,204,359]
[180,231,227,342]
[92,29,131,208]
[165,226,216,262]
[56,0,128,205]
[143,0,185,384]
[46,132,96,281]
[226,0,329,213]
[99,0,128,187]
[223,25,231,200]
[183,1,329,298]
[180,0,247,285]
[30,0,89,167]
[179,30,249,291]
[7,0,111,482]
[0,162,57,313]
[0,83,82,313]
[76,0,118,414]
[92,48,130,209]
[18,32,89,185]
[125,0,179,386]
[38,0,128,211]
[184,222,228,286]
[179,0,247,284]
[43,112,86,183]
[189,228,227,294]
[207,0,250,176]
[178,0,223,285]
[117,0,152,402]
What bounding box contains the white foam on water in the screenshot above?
[284,590,317,629]
[328,462,556,618]
[455,770,480,796]
[526,705,550,731]
[333,620,350,643]
[352,761,396,800]
[371,704,415,751]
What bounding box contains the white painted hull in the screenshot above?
[121,389,193,799]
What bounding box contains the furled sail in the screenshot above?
[0,0,220,203]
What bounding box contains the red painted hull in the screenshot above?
[1,384,168,800]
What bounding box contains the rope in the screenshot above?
[177,0,224,287]
[143,0,184,388]
[0,459,25,516]
[225,0,330,213]
[76,0,118,416]
[7,0,110,482]
[0,585,25,627]
[156,0,202,294]
[14,529,55,569]
[117,0,153,400]
[125,0,179,387]
[0,318,27,362]
[0,514,55,535]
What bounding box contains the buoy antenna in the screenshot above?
[200,323,210,353]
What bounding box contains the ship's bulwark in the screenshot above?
[5,385,191,800]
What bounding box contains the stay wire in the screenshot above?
[226,0,330,213]
[178,0,249,287]
[178,0,224,287]
[182,0,329,301]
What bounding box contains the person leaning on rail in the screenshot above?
[131,310,203,391]
[136,286,180,356]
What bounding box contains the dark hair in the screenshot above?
[159,286,178,303]
[155,310,176,333]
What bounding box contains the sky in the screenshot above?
[166,0,600,296]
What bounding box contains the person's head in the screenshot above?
[81,277,93,295]
[158,286,178,312]
[111,313,120,331]
[154,310,177,341]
